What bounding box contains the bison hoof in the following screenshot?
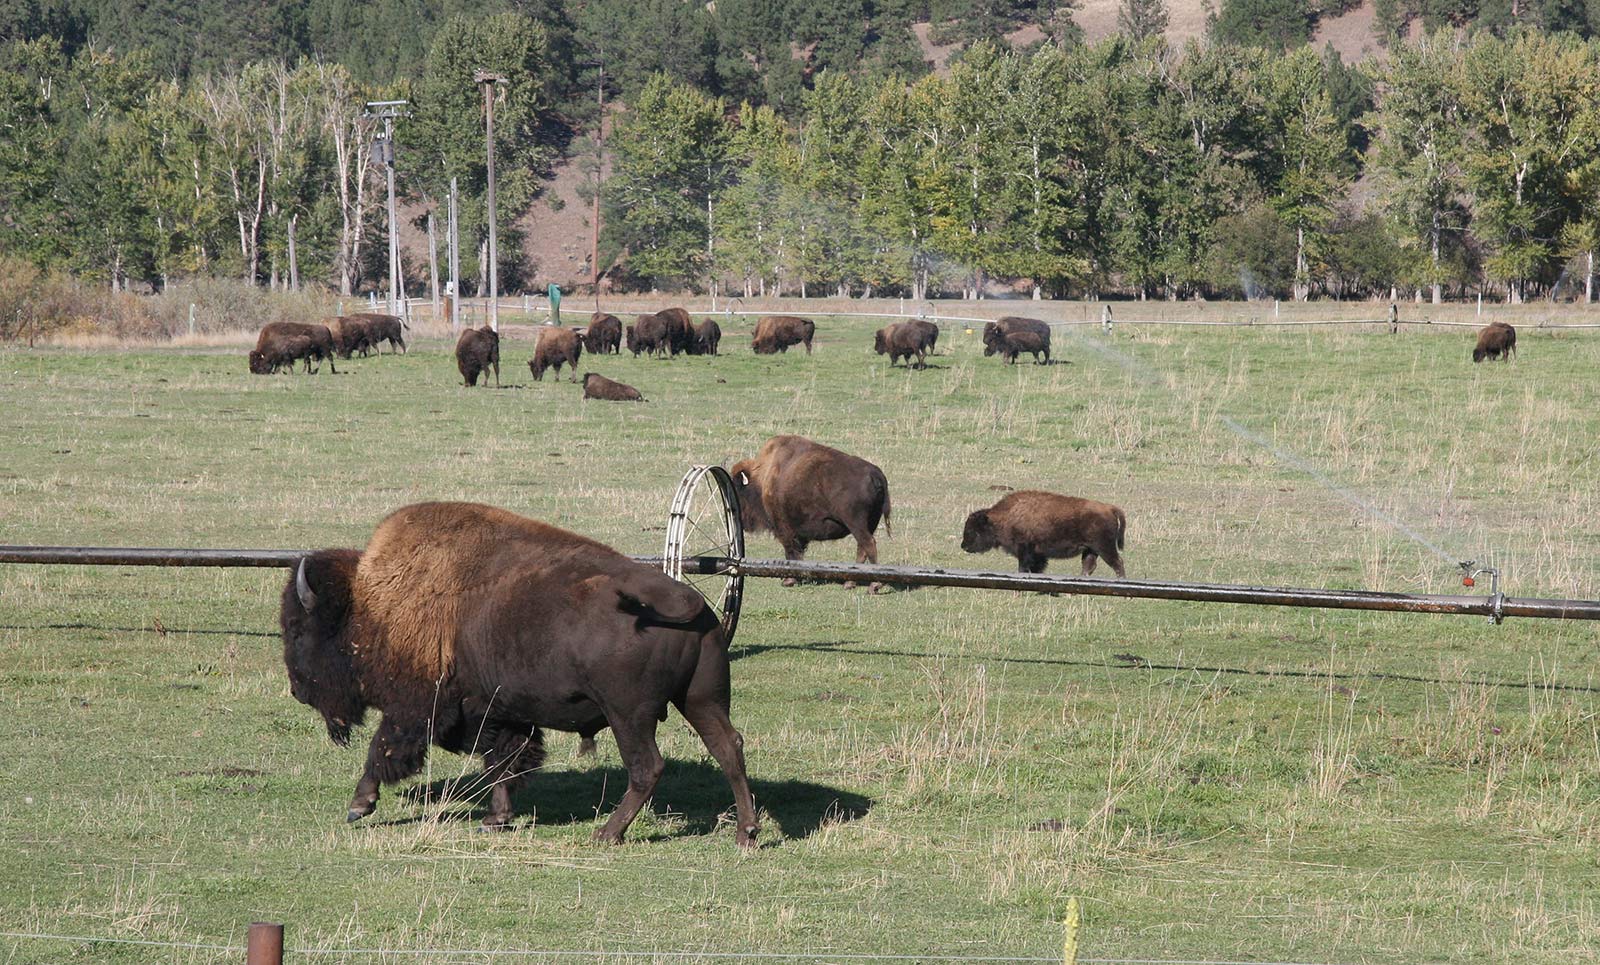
[578,736,597,757]
[780,577,798,588]
[346,807,371,824]
[737,825,759,850]
[869,582,886,594]
[477,819,513,833]
[842,580,858,590]
[591,827,624,846]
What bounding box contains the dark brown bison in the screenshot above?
[455,326,500,387]
[982,317,1050,364]
[582,372,645,401]
[249,322,337,375]
[530,326,583,381]
[582,313,623,354]
[280,502,757,845]
[751,315,815,355]
[349,312,407,354]
[1473,322,1517,363]
[874,320,938,368]
[731,436,891,589]
[627,314,671,358]
[961,490,1126,577]
[657,307,695,355]
[691,318,722,356]
[326,316,373,358]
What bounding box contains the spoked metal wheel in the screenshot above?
[663,465,745,643]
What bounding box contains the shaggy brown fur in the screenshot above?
[982,318,1050,364]
[961,490,1126,576]
[325,316,373,358]
[249,322,337,374]
[874,320,938,368]
[627,314,671,358]
[347,313,407,354]
[1473,322,1517,363]
[582,372,644,401]
[582,313,623,354]
[455,326,500,387]
[751,315,815,354]
[730,436,891,583]
[691,318,722,355]
[657,307,694,355]
[529,325,583,381]
[280,502,757,845]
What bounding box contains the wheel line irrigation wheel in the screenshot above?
[663,465,745,643]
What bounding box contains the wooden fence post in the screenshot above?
[246,921,283,965]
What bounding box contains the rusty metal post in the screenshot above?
[246,922,283,965]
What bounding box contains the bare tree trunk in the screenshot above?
[288,214,300,291]
[427,212,440,321]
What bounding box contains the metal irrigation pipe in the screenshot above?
[4,545,1599,623]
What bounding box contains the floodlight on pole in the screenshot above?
[475,71,507,331]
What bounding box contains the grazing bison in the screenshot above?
[582,313,623,355]
[982,318,1051,364]
[1473,322,1517,363]
[751,315,815,355]
[691,318,722,356]
[326,316,373,359]
[280,502,757,845]
[249,321,337,375]
[582,372,645,402]
[874,320,938,368]
[628,314,671,358]
[530,325,583,381]
[455,326,500,387]
[961,490,1127,577]
[656,307,695,355]
[730,435,891,588]
[349,313,407,354]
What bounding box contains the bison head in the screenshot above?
[873,329,888,355]
[281,550,366,747]
[728,461,773,534]
[1472,347,1487,363]
[248,350,271,374]
[980,323,1002,357]
[625,326,638,352]
[960,510,998,554]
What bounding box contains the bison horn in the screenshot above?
[737,471,749,485]
[295,557,318,611]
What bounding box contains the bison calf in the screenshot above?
[530,325,583,381]
[874,320,938,368]
[582,372,645,401]
[455,326,500,387]
[691,318,722,356]
[1473,322,1517,363]
[961,490,1126,577]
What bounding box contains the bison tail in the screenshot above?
[1113,508,1126,550]
[881,482,893,538]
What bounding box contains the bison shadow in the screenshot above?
[395,757,871,843]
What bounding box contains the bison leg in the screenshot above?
[479,726,544,829]
[675,675,758,848]
[1080,552,1099,576]
[348,715,432,822]
[592,711,666,845]
[1096,545,1126,579]
[1017,550,1048,574]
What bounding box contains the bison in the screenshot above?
[731,435,891,589]
[657,307,695,356]
[582,372,645,402]
[249,322,337,375]
[874,320,938,368]
[961,490,1126,577]
[627,314,671,358]
[982,317,1051,364]
[691,318,722,356]
[530,325,583,382]
[326,316,373,358]
[349,313,407,354]
[582,313,623,355]
[1473,322,1517,363]
[751,315,815,355]
[280,503,757,845]
[455,326,500,387]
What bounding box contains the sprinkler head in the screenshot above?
[1462,576,1475,587]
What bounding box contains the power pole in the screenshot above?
[364,99,409,318]
[475,71,507,332]
[448,177,460,331]
[592,53,604,312]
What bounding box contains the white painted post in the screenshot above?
[188,303,195,337]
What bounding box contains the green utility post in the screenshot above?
[548,283,562,325]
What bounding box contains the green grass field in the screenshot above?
[2,315,1597,964]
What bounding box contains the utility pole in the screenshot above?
[475,71,507,332]
[448,177,460,331]
[364,99,409,318]
[591,53,604,312]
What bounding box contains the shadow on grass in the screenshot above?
[730,638,1600,693]
[0,621,280,639]
[390,757,870,843]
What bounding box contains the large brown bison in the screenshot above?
[751,315,815,355]
[627,314,671,358]
[326,316,373,358]
[455,326,500,387]
[982,317,1050,364]
[730,436,891,588]
[280,502,757,846]
[582,312,623,355]
[530,325,583,381]
[874,320,938,368]
[1473,322,1517,362]
[349,312,407,354]
[691,318,722,356]
[961,490,1126,576]
[582,372,645,401]
[248,322,338,375]
[658,307,695,355]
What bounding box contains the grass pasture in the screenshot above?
[1,314,1598,964]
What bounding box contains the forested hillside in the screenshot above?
[5,0,1600,310]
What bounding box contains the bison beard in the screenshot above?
[280,503,757,847]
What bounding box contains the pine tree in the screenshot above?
[1117,0,1169,40]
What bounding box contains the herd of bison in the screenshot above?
[261,307,1519,845]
